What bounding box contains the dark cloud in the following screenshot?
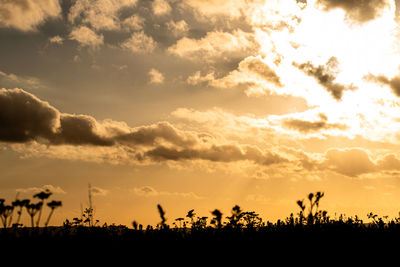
[0,88,112,146]
[316,0,388,23]
[116,121,200,147]
[294,57,356,100]
[240,57,282,87]
[52,114,114,146]
[364,73,400,97]
[283,113,348,133]
[0,88,290,166]
[0,88,60,142]
[142,144,287,165]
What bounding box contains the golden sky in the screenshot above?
[2,0,400,226]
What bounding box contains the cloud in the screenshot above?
[16,184,66,195]
[132,186,202,199]
[323,148,377,177]
[69,26,104,49]
[187,56,281,94]
[168,30,256,60]
[0,88,114,145]
[68,0,137,31]
[294,57,356,100]
[0,0,61,31]
[283,113,348,133]
[238,56,282,87]
[122,15,144,31]
[91,186,109,196]
[152,0,171,16]
[148,68,165,84]
[49,35,63,45]
[0,88,60,143]
[142,144,287,166]
[183,0,248,17]
[121,31,156,53]
[166,20,189,36]
[0,70,43,90]
[364,73,400,97]
[0,88,290,168]
[316,0,389,23]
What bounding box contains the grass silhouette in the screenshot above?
[1,189,400,257]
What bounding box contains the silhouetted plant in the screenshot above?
[210,209,223,228]
[226,205,244,228]
[157,204,167,229]
[296,191,326,225]
[186,209,196,228]
[12,199,30,227]
[0,203,14,228]
[44,200,62,227]
[26,202,42,228]
[33,189,52,227]
[174,217,184,229]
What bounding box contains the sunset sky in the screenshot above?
[2,0,400,227]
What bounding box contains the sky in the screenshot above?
[2,0,400,227]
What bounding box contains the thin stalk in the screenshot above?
[44,208,54,227]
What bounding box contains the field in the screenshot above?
[1,190,400,259]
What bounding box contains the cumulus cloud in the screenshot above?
[121,31,156,53]
[316,0,389,24]
[168,30,256,60]
[0,0,61,31]
[183,0,247,17]
[294,57,356,100]
[322,148,400,177]
[0,88,114,145]
[148,68,165,84]
[0,88,290,167]
[323,148,377,177]
[187,56,281,94]
[166,20,189,36]
[122,15,144,31]
[68,0,137,31]
[49,35,63,45]
[152,0,171,16]
[69,26,104,49]
[0,88,60,143]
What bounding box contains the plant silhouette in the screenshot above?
[33,189,52,227]
[44,200,62,227]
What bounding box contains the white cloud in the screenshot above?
[167,20,189,36]
[168,30,256,60]
[69,26,104,49]
[0,0,61,31]
[68,0,137,31]
[132,186,203,199]
[121,31,156,53]
[49,35,63,44]
[152,0,171,15]
[16,184,66,195]
[122,15,144,31]
[148,68,165,84]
